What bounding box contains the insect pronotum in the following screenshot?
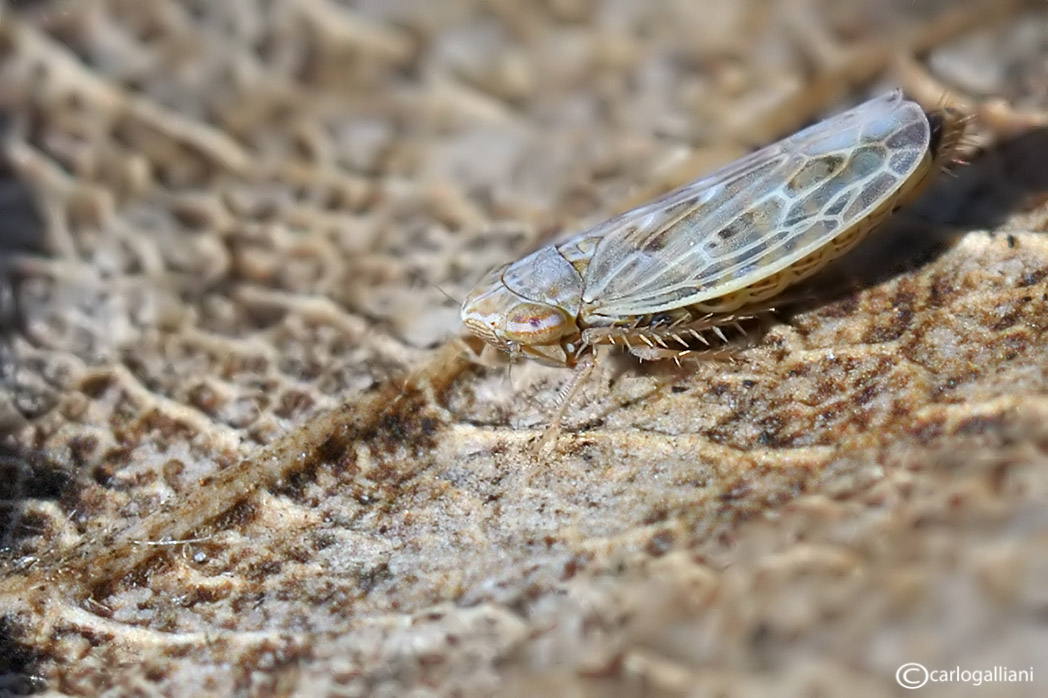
[461,90,965,424]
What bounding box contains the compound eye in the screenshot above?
[503,302,571,345]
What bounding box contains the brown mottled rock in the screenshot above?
[1,1,1047,696]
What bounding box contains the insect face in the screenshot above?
[460,263,581,366]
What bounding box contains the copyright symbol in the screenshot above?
[896,662,929,689]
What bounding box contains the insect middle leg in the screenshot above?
[534,349,599,453]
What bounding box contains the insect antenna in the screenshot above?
[431,282,462,306]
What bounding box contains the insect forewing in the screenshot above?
[579,90,930,318]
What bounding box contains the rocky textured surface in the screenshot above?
[1,0,1047,696]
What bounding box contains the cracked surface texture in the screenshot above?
[1,0,1048,696]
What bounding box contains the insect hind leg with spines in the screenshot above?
[583,308,765,364]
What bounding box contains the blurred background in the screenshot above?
[0,1,1046,695]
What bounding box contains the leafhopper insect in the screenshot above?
[461,90,965,415]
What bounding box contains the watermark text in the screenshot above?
[896,663,1034,689]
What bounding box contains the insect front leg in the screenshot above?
[455,334,506,369]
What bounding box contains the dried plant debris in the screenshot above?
[0,0,1047,695]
